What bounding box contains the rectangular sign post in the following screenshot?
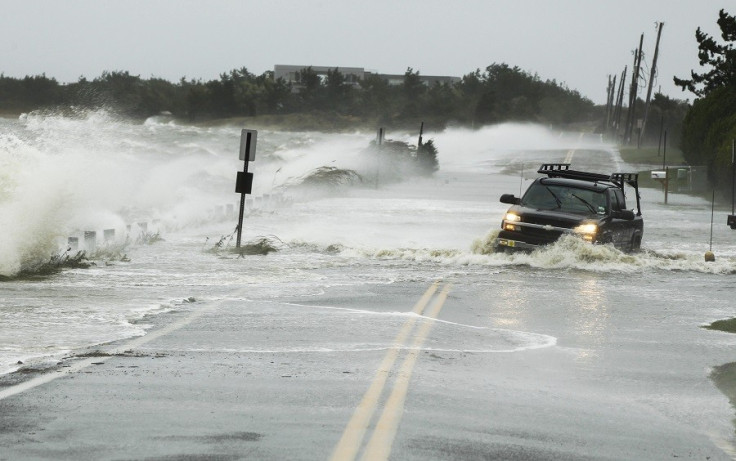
[236,129,257,248]
[729,138,735,229]
[375,127,383,189]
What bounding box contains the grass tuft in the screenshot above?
[703,318,736,334]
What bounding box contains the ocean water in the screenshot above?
[1,110,735,379]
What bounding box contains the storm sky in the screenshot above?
[1,1,728,103]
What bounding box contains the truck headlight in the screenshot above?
[504,212,521,222]
[574,223,598,241]
[503,212,521,231]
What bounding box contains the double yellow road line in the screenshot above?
[563,132,585,164]
[330,281,452,461]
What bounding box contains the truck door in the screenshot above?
[609,188,633,248]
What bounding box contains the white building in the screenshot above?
[273,65,460,88]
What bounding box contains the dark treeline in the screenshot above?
[674,8,736,198]
[0,64,597,128]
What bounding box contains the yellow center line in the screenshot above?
[564,132,585,163]
[359,284,451,461]
[329,281,440,461]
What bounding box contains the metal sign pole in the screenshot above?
[731,138,736,215]
[729,138,736,230]
[375,128,383,189]
[235,129,257,248]
[236,156,249,248]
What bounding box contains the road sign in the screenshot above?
[239,129,257,161]
[235,171,254,194]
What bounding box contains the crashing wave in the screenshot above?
[281,166,363,190]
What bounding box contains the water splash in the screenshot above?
[330,232,736,275]
[0,110,238,276]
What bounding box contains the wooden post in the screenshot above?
[375,127,383,189]
[639,22,664,147]
[663,130,668,205]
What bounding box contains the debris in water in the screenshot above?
[137,231,164,245]
[204,228,238,254]
[0,249,92,281]
[703,318,736,333]
[232,235,286,256]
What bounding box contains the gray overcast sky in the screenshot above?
[1,1,729,104]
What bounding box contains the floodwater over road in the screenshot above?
[1,112,736,459]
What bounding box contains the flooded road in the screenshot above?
[1,113,735,459]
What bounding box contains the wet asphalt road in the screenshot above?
[1,270,734,461]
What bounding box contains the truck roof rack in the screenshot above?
[537,163,642,215]
[538,163,611,183]
[610,172,638,188]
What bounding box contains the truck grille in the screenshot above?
[501,215,578,245]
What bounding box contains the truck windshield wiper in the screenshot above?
[571,194,597,213]
[545,187,562,208]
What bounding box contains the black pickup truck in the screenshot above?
[495,163,644,253]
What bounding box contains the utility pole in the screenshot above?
[605,75,615,133]
[605,75,611,131]
[639,22,664,147]
[624,34,644,144]
[624,48,638,143]
[613,66,627,137]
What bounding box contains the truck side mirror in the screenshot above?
[500,194,520,205]
[612,209,635,220]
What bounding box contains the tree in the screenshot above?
[675,9,736,197]
[462,63,593,126]
[401,68,426,118]
[324,68,353,113]
[359,74,393,120]
[680,86,736,172]
[295,67,322,110]
[416,139,439,175]
[402,68,425,100]
[257,72,292,114]
[674,9,736,97]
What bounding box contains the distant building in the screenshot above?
[274,65,365,87]
[373,73,461,86]
[273,65,460,89]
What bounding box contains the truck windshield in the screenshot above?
[522,183,607,215]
